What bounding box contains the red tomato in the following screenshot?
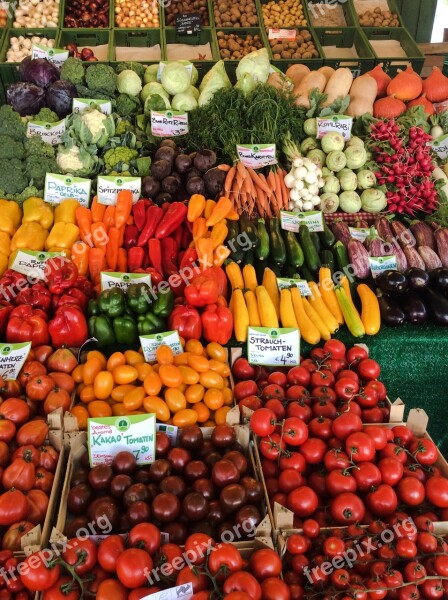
[334,378,359,401]
[233,380,258,401]
[42,576,80,600]
[259,434,285,461]
[324,449,350,471]
[183,533,214,566]
[367,380,387,401]
[286,386,310,402]
[2,458,35,492]
[250,409,276,437]
[238,396,263,412]
[264,399,285,421]
[326,470,357,497]
[311,386,337,402]
[425,476,448,508]
[97,535,126,573]
[260,578,290,600]
[208,543,243,576]
[287,366,311,387]
[302,519,320,539]
[20,553,60,591]
[298,438,327,464]
[26,489,49,524]
[268,371,287,387]
[223,572,261,600]
[363,426,388,450]
[286,401,312,422]
[352,462,381,493]
[312,401,337,420]
[330,492,365,524]
[379,443,407,464]
[310,370,335,388]
[0,489,28,527]
[366,484,398,517]
[116,548,153,589]
[396,538,418,559]
[332,413,362,441]
[286,534,309,555]
[323,536,346,558]
[278,469,304,494]
[357,358,381,381]
[346,346,368,364]
[63,538,97,576]
[309,416,333,440]
[287,486,319,518]
[397,477,425,506]
[261,384,285,400]
[96,579,128,600]
[279,451,306,473]
[410,438,438,466]
[232,358,256,380]
[177,566,210,593]
[356,387,378,408]
[282,417,308,447]
[249,549,282,580]
[345,432,375,462]
[323,340,346,359]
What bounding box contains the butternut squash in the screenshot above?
[267,72,292,91]
[294,71,327,109]
[286,64,310,87]
[346,74,378,117]
[318,66,335,82]
[322,68,353,107]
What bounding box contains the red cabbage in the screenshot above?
[7,82,46,116]
[46,80,77,118]
[20,58,59,88]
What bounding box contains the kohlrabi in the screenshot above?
[326,150,347,173]
[321,132,345,154]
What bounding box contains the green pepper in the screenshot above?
[87,299,100,317]
[88,315,116,347]
[152,289,174,318]
[137,312,165,335]
[126,283,153,315]
[113,315,138,345]
[98,287,126,318]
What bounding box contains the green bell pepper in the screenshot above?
[89,315,116,347]
[137,312,165,335]
[98,287,125,318]
[87,299,100,317]
[126,283,153,315]
[152,289,174,318]
[113,315,138,345]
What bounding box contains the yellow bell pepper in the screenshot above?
[0,232,11,257]
[0,254,8,277]
[45,222,80,251]
[54,199,80,224]
[22,198,54,230]
[210,221,228,250]
[0,200,22,236]
[11,222,48,253]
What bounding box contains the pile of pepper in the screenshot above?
[87,282,173,348]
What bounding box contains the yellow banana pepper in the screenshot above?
[210,221,228,250]
[0,232,10,257]
[45,222,80,251]
[54,199,80,224]
[0,200,22,236]
[22,198,54,230]
[0,254,8,277]
[11,222,48,253]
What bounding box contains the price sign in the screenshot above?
[72,98,112,114]
[31,44,69,67]
[277,278,311,296]
[349,227,375,242]
[247,327,300,367]
[0,343,31,380]
[27,119,66,146]
[150,110,189,137]
[317,115,353,141]
[369,255,398,279]
[176,12,201,34]
[97,176,141,205]
[44,173,91,206]
[88,414,156,466]
[236,144,277,169]
[142,583,193,600]
[9,250,62,281]
[100,272,151,290]
[140,331,183,363]
[268,29,297,40]
[280,210,324,232]
[429,134,448,160]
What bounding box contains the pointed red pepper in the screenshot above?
[124,225,139,250]
[161,237,178,277]
[137,205,163,247]
[132,199,151,231]
[155,203,188,239]
[128,247,145,272]
[148,238,164,276]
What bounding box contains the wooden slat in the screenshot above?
[418,42,448,55]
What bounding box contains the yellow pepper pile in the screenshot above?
[0,199,22,275]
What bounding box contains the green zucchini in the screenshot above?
[284,264,298,278]
[244,249,254,266]
[310,232,321,254]
[256,218,270,261]
[269,217,286,265]
[333,241,350,272]
[267,260,282,277]
[320,220,336,248]
[320,249,335,272]
[301,264,316,283]
[283,230,304,268]
[239,214,257,248]
[299,224,321,273]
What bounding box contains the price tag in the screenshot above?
[150,110,189,137]
[31,44,69,67]
[100,272,151,290]
[280,210,324,232]
[236,144,277,169]
[142,583,193,600]
[247,327,300,367]
[429,134,448,160]
[27,119,66,146]
[72,98,112,115]
[140,331,183,363]
[9,250,62,281]
[176,12,201,34]
[277,277,311,296]
[97,176,142,205]
[369,255,398,279]
[157,61,193,82]
[317,115,353,141]
[88,414,156,466]
[268,28,297,40]
[156,423,178,445]
[44,173,91,206]
[349,227,375,242]
[0,343,31,381]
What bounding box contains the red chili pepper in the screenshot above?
[124,225,139,250]
[168,304,202,340]
[14,284,52,313]
[145,267,163,286]
[161,237,178,277]
[128,247,145,272]
[173,226,183,250]
[45,257,78,295]
[148,238,164,277]
[132,199,151,231]
[137,205,163,247]
[48,304,88,348]
[184,277,219,307]
[181,222,193,250]
[201,303,233,344]
[6,305,50,347]
[155,202,188,239]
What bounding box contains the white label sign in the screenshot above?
[430,134,448,160]
[277,277,312,296]
[88,414,156,466]
[27,120,66,145]
[268,28,297,40]
[156,423,178,445]
[247,327,300,367]
[150,110,189,137]
[143,583,193,600]
[157,61,192,82]
[237,144,277,169]
[31,44,69,67]
[317,115,353,141]
[369,255,398,279]
[0,343,31,380]
[97,176,142,205]
[280,210,324,232]
[100,272,151,290]
[10,250,61,281]
[140,331,183,363]
[349,227,375,242]
[44,173,91,206]
[72,98,112,115]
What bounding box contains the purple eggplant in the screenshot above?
[377,291,406,327]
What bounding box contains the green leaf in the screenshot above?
[319,95,350,117]
[306,88,327,118]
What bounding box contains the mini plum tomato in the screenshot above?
[302,519,320,538]
[357,358,381,381]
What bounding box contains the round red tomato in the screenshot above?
[309,417,333,440]
[352,462,381,493]
[357,359,381,381]
[311,370,335,388]
[410,439,438,466]
[264,399,285,421]
[232,358,256,381]
[278,469,304,494]
[208,543,243,576]
[62,538,97,576]
[249,548,282,580]
[287,486,319,518]
[345,432,375,463]
[334,378,359,402]
[323,536,346,558]
[261,384,285,401]
[378,457,404,486]
[324,449,350,471]
[223,571,261,600]
[233,380,258,401]
[323,340,346,359]
[116,548,153,589]
[287,366,311,387]
[20,553,60,591]
[250,409,276,437]
[2,458,35,492]
[97,535,125,573]
[366,484,398,517]
[330,492,365,525]
[286,534,309,555]
[176,566,209,593]
[282,417,308,447]
[261,578,290,600]
[397,477,425,506]
[302,519,320,539]
[42,576,80,600]
[184,533,215,566]
[355,387,378,409]
[379,443,407,464]
[363,426,388,450]
[332,413,362,441]
[279,451,306,473]
[268,371,287,387]
[346,346,368,364]
[259,434,285,461]
[326,470,357,497]
[128,523,161,556]
[426,476,448,508]
[96,579,128,600]
[298,438,327,464]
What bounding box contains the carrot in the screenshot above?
[91,197,106,223]
[115,190,133,229]
[106,226,120,271]
[89,248,106,285]
[247,168,272,195]
[103,205,116,231]
[117,248,127,273]
[236,162,247,180]
[71,241,89,276]
[117,225,125,248]
[218,164,231,172]
[224,166,236,196]
[255,185,268,218]
[90,222,108,249]
[75,207,93,246]
[278,168,289,210]
[126,214,134,226]
[273,171,283,207]
[267,171,279,214]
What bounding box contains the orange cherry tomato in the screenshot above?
[173,353,190,366]
[123,387,145,412]
[72,365,84,384]
[222,387,234,406]
[143,372,162,396]
[80,385,96,404]
[215,406,231,425]
[156,345,174,365]
[87,351,107,369]
[178,366,200,386]
[83,358,103,385]
[185,339,204,356]
[203,388,224,410]
[199,370,224,390]
[112,403,128,416]
[113,365,138,385]
[136,363,152,381]
[206,342,228,362]
[164,388,187,413]
[207,360,231,377]
[152,364,160,373]
[71,405,89,429]
[88,400,112,418]
[177,383,187,394]
[187,355,210,373]
[124,350,144,366]
[203,419,215,427]
[192,402,210,423]
[107,352,126,372]
[111,384,136,402]
[185,383,205,404]
[159,365,183,388]
[94,371,115,400]
[143,396,170,421]
[173,409,198,428]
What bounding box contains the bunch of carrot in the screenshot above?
[71,190,133,285]
[219,163,290,218]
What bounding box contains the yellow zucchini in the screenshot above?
[279,289,298,328]
[302,297,332,341]
[308,281,340,334]
[232,289,249,342]
[262,268,280,317]
[226,261,244,290]
[357,283,381,335]
[255,285,279,328]
[319,267,344,325]
[244,290,261,327]
[243,264,258,292]
[290,287,321,345]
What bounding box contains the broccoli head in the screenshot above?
[116,93,141,117]
[35,108,59,123]
[25,155,60,190]
[0,159,28,195]
[60,57,85,86]
[103,147,139,173]
[115,118,134,136]
[0,136,25,160]
[116,62,146,79]
[0,105,27,141]
[75,84,114,102]
[25,135,56,159]
[85,64,117,97]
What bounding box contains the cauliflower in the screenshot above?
[57,142,99,178]
[67,108,115,148]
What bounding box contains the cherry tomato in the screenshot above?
[357,358,381,381]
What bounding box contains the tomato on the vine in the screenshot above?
[250,408,277,437]
[20,553,60,591]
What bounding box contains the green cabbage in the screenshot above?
[117,70,142,97]
[236,48,270,84]
[144,64,159,84]
[144,94,171,115]
[188,85,200,101]
[171,92,198,111]
[141,82,169,104]
[198,61,231,107]
[235,72,257,96]
[161,61,191,95]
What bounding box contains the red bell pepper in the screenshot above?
[155,203,188,239]
[184,277,219,308]
[0,270,29,302]
[0,303,13,338]
[45,257,78,294]
[148,238,164,277]
[132,199,151,232]
[137,206,163,247]
[128,247,145,272]
[168,304,202,341]
[14,284,52,313]
[72,276,94,299]
[201,303,233,345]
[53,288,89,312]
[161,237,178,277]
[48,304,88,348]
[6,305,50,347]
[124,225,139,250]
[192,266,228,299]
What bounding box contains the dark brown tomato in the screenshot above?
[127,501,151,526]
[224,451,248,476]
[67,483,94,515]
[179,425,203,450]
[160,475,187,498]
[110,474,133,499]
[192,478,216,500]
[88,465,114,491]
[149,459,171,483]
[182,492,209,521]
[112,451,137,475]
[219,484,248,514]
[184,460,209,483]
[211,425,236,449]
[152,493,181,523]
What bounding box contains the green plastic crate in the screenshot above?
[164,1,212,28]
[210,0,261,28]
[111,29,163,67]
[363,26,425,75]
[314,26,375,76]
[266,27,323,70]
[396,0,436,43]
[57,29,111,63]
[215,28,267,82]
[259,0,309,29]
[8,0,63,28]
[61,0,113,29]
[350,0,403,28]
[306,0,357,28]
[164,27,218,81]
[0,28,59,90]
